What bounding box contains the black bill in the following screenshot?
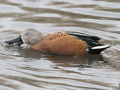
[4,36,23,45]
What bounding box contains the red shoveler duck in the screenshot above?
[5,29,111,55]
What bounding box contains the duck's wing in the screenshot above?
[64,31,102,47]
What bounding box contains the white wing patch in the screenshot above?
[92,45,111,49]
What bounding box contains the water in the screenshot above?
[0,0,120,90]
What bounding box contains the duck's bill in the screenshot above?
[4,36,23,45]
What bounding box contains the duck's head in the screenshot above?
[5,29,43,45]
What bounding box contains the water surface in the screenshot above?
[0,0,120,90]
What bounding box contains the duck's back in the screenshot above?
[31,31,88,55]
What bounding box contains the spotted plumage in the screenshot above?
[5,29,111,55]
[32,31,88,55]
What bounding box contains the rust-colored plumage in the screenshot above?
[31,31,88,55]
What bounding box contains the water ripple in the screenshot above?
[0,0,120,90]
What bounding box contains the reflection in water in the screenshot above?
[0,0,120,90]
[20,48,104,67]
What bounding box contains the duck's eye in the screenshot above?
[25,33,29,36]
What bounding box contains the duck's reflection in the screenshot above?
[19,48,105,68]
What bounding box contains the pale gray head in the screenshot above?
[4,29,43,45]
[21,29,43,45]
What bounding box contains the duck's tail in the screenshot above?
[87,45,111,54]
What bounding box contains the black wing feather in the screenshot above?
[66,31,102,47]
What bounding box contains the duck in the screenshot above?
[5,29,111,55]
